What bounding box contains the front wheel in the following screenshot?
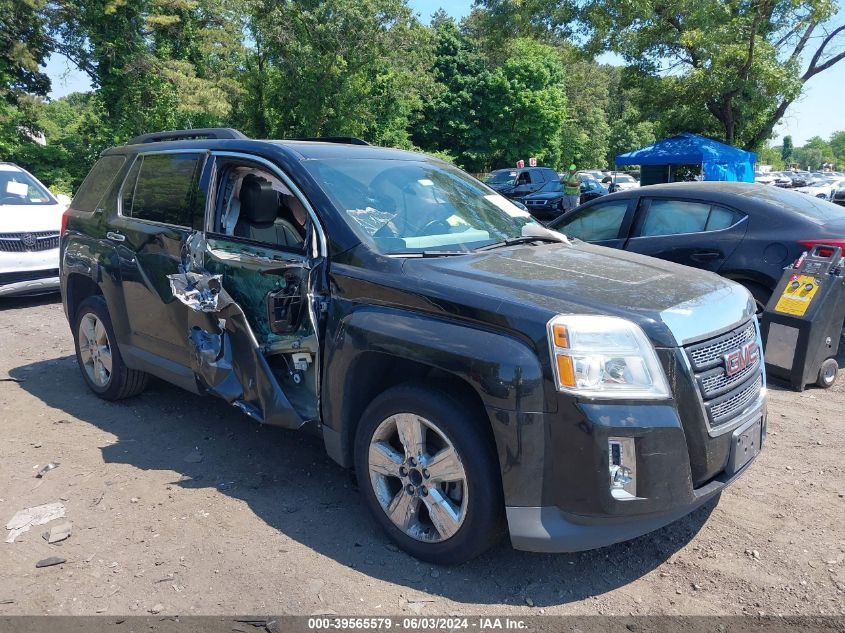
[354,383,504,564]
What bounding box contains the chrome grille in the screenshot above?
[708,376,763,423]
[699,354,760,397]
[684,320,763,430]
[0,231,60,253]
[687,322,756,371]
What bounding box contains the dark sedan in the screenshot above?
[549,182,845,311]
[520,176,608,221]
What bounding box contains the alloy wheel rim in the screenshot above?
[368,413,468,543]
[78,313,113,388]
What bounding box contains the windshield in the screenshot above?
[0,168,56,206]
[739,185,845,223]
[615,175,635,183]
[303,159,539,254]
[485,170,517,185]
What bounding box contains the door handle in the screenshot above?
[690,250,720,263]
[106,231,125,243]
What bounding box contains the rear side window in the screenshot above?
[640,200,741,237]
[558,200,629,241]
[121,153,204,228]
[71,155,126,213]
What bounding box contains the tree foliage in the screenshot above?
[2,0,845,193]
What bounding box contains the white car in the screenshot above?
[0,163,69,297]
[602,173,640,191]
[795,178,845,201]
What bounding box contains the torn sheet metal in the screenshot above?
[168,272,224,312]
[171,264,305,430]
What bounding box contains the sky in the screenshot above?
[44,0,843,146]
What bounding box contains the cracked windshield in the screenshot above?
[304,159,538,254]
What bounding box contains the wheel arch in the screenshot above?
[64,272,103,324]
[320,307,546,484]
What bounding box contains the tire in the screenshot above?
[817,358,838,389]
[354,383,504,564]
[73,295,148,400]
[738,281,772,316]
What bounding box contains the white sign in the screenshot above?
[6,181,28,197]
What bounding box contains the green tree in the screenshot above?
[517,0,845,148]
[757,145,784,170]
[50,0,244,143]
[794,136,834,169]
[246,0,433,146]
[782,135,794,165]
[408,12,492,170]
[558,48,611,169]
[829,131,845,167]
[476,38,568,170]
[0,0,52,155]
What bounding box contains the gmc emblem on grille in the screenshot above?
[724,342,759,376]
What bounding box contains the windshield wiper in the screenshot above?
[386,250,469,258]
[473,236,562,252]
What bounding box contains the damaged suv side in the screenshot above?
[61,129,766,564]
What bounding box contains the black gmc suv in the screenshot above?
[60,128,767,564]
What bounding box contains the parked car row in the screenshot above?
[484,166,622,221]
[756,170,845,190]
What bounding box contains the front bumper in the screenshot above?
[501,390,766,553]
[0,248,61,297]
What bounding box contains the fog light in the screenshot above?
[608,437,637,500]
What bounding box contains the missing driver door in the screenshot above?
[185,154,324,427]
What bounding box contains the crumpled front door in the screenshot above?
[166,235,307,429]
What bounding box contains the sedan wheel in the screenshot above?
[78,313,113,388]
[368,413,468,542]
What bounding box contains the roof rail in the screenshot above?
[290,136,370,146]
[129,128,248,145]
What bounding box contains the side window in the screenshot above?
[213,163,307,252]
[558,201,629,241]
[121,153,204,229]
[515,172,531,186]
[707,205,741,231]
[640,199,740,237]
[71,155,126,213]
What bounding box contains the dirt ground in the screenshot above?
[0,294,843,617]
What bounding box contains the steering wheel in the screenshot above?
[0,194,24,204]
[417,219,453,236]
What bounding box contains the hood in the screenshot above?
[0,203,66,233]
[522,192,561,201]
[402,242,754,348]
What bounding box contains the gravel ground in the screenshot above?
[0,294,843,616]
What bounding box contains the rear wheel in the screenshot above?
[354,383,504,564]
[73,296,148,400]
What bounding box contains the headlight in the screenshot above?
[547,315,670,399]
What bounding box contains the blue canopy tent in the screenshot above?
[615,132,756,184]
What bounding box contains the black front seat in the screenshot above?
[234,175,280,243]
[234,175,305,248]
